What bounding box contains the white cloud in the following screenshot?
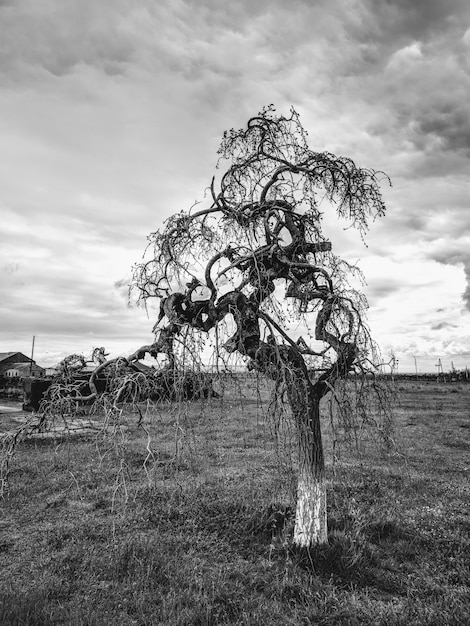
[386,41,423,71]
[464,27,470,46]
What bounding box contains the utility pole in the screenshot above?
[29,335,35,376]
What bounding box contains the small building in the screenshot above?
[0,352,45,379]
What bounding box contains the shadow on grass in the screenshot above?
[136,483,419,590]
[288,515,417,596]
[0,591,53,626]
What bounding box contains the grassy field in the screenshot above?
[0,378,469,625]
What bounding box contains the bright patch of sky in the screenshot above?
[1,0,469,372]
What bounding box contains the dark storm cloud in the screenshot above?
[365,279,404,300]
[363,0,470,48]
[431,321,458,331]
[0,2,135,78]
[412,104,470,154]
[348,1,470,183]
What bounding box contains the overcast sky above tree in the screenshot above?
[1,0,469,372]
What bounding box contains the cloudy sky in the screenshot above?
[1,0,469,373]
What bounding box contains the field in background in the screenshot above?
[0,378,469,625]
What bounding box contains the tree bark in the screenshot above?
[288,383,328,547]
[294,465,327,546]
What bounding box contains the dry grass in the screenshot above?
[0,377,469,625]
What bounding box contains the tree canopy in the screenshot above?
[130,106,388,394]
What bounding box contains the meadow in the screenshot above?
[0,377,469,625]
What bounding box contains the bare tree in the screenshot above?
[127,106,389,547]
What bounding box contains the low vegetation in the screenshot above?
[0,378,469,625]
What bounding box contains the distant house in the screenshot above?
[0,352,45,379]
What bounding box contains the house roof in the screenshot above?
[5,362,42,374]
[0,352,22,363]
[0,353,43,373]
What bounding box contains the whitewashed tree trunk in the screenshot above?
[293,468,328,546]
[288,381,328,547]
